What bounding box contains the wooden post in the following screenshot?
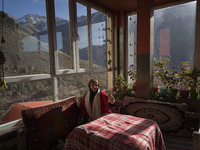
[136,0,154,99]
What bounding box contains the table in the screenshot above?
[63,113,166,150]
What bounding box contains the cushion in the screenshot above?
[124,97,187,133]
[22,107,69,150]
[37,107,68,150]
[62,102,80,133]
[21,96,79,150]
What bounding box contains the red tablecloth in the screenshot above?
[63,113,166,150]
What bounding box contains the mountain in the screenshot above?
[77,12,106,27]
[15,14,69,34]
[16,14,47,25]
[91,12,107,24]
[13,12,106,35]
[15,14,46,34]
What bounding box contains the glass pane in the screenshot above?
[77,3,89,68]
[154,1,196,70]
[2,0,50,76]
[55,0,73,70]
[58,74,90,101]
[128,14,137,84]
[153,1,196,95]
[0,79,53,125]
[91,9,107,69]
[92,72,108,90]
[58,72,108,104]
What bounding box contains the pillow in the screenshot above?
[23,107,70,150]
[22,97,79,150]
[62,102,79,130]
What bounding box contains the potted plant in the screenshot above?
[128,66,136,85]
[167,66,179,98]
[196,77,200,100]
[153,84,159,93]
[178,62,192,99]
[188,69,200,99]
[128,66,137,91]
[112,74,136,101]
[153,56,171,95]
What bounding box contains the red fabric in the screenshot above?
[63,113,166,150]
[80,90,112,118]
[21,96,78,150]
[1,101,53,123]
[36,107,69,149]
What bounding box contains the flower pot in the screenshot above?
[170,89,178,94]
[160,87,168,96]
[179,90,190,99]
[190,90,198,99]
[153,86,158,93]
[170,89,178,98]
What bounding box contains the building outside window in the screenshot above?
[153,1,196,90]
[154,1,196,69]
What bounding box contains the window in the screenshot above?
[153,1,197,92]
[0,0,50,125]
[0,80,52,124]
[128,14,137,84]
[91,8,107,69]
[154,1,196,69]
[2,0,50,77]
[0,0,111,126]
[76,3,108,70]
[92,72,108,90]
[77,3,89,69]
[58,74,90,100]
[55,0,72,70]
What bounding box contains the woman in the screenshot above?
[80,79,115,122]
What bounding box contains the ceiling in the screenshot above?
[88,0,194,12]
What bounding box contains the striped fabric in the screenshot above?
[63,113,166,150]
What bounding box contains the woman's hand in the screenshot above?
[108,94,115,104]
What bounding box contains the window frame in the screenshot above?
[126,12,137,84]
[0,0,112,132]
[3,0,111,91]
[76,0,110,74]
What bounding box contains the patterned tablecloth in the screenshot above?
[63,113,166,150]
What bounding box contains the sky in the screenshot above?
[1,0,93,20]
[3,0,47,18]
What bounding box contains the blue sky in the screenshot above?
[3,0,47,18]
[1,0,96,20]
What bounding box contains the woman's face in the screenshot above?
[90,81,98,92]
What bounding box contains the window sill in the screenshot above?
[0,119,24,136]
